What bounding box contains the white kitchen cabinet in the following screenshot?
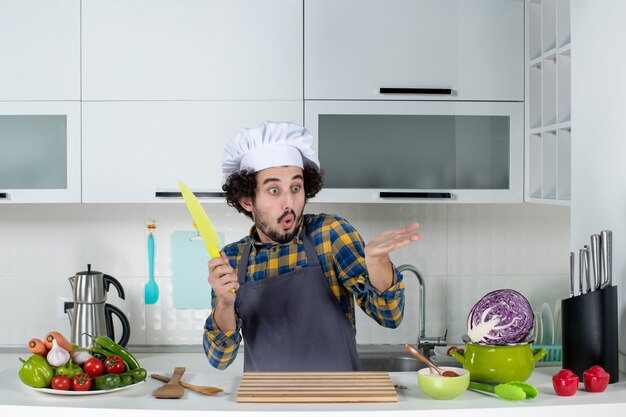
[0,102,81,203]
[305,0,524,102]
[82,0,302,101]
[525,0,571,205]
[82,101,303,203]
[305,100,524,204]
[0,0,80,100]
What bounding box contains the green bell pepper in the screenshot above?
[18,355,54,388]
[54,362,82,378]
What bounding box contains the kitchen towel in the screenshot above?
[171,230,224,309]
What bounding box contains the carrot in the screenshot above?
[44,331,73,352]
[27,338,48,356]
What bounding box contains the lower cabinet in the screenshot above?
[81,101,303,203]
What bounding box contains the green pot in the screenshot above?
[449,343,547,383]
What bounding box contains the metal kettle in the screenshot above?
[64,264,131,348]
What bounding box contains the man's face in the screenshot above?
[240,166,306,244]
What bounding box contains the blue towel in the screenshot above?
[171,231,224,309]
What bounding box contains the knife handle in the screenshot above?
[578,248,585,295]
[569,252,575,297]
[583,245,591,293]
[600,230,612,288]
[590,234,601,290]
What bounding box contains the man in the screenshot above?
[202,121,421,371]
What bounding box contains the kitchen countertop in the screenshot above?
[1,351,625,416]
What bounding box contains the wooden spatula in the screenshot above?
[153,367,186,399]
[151,373,223,396]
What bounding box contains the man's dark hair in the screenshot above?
[222,165,324,219]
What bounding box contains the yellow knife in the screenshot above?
[178,180,221,258]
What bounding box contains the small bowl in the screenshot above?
[417,367,469,400]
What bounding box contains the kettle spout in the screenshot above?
[68,275,76,292]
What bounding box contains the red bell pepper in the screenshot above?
[583,365,610,392]
[552,369,579,396]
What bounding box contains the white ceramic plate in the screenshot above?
[27,380,145,396]
[532,310,543,344]
[540,302,555,345]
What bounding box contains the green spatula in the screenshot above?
[468,380,538,401]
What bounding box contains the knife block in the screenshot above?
[561,285,619,383]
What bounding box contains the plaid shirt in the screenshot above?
[202,213,405,370]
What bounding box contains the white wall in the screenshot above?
[571,0,626,371]
[0,202,569,348]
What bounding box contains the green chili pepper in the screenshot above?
[127,367,147,383]
[119,373,133,387]
[85,334,140,370]
[93,374,121,390]
[18,355,54,388]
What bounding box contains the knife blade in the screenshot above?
[590,234,601,291]
[600,230,612,288]
[178,180,221,258]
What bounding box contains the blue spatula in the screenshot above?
[144,223,159,304]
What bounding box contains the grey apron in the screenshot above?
[236,226,362,372]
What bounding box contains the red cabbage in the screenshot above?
[466,289,534,345]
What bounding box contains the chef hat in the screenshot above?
[222,121,320,178]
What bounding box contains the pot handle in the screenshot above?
[449,348,466,364]
[532,347,548,363]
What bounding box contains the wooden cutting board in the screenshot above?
[236,371,398,403]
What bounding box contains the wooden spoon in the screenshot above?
[404,343,460,377]
[151,373,223,396]
[152,367,186,398]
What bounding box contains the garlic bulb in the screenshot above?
[46,339,70,367]
[71,348,92,365]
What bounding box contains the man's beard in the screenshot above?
[253,208,303,244]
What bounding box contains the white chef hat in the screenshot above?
[222,121,320,178]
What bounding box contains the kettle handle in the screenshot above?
[105,303,131,347]
[104,274,126,300]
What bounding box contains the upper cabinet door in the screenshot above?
[82,101,303,203]
[305,0,524,101]
[82,0,303,101]
[0,101,81,203]
[0,0,80,100]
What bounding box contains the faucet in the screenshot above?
[397,264,447,357]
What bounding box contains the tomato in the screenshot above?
[552,369,579,396]
[104,355,125,374]
[83,357,105,377]
[51,375,71,391]
[72,372,93,391]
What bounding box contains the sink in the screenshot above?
[358,353,427,372]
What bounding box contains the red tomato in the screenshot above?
[83,357,105,377]
[72,372,93,391]
[104,355,126,374]
[51,375,71,391]
[552,369,579,396]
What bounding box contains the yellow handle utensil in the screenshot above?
[178,180,221,258]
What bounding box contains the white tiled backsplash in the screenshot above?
[0,203,570,348]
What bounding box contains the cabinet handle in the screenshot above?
[155,191,225,198]
[379,88,453,95]
[0,192,7,199]
[380,192,453,199]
